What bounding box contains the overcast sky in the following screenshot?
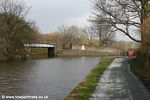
[23,0,136,41]
[24,0,92,33]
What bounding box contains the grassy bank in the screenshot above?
[65,58,113,100]
[129,58,150,91]
[56,50,119,57]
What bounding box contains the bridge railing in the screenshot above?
[25,40,62,46]
[24,43,55,48]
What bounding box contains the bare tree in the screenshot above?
[92,16,115,47]
[0,0,36,60]
[58,25,79,49]
[93,0,150,43]
[87,25,95,46]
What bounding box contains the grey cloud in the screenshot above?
[25,0,91,33]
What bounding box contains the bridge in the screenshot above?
[24,41,61,57]
[24,43,55,48]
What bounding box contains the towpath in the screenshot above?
[90,58,150,100]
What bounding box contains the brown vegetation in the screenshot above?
[58,25,87,49]
[137,17,150,68]
[0,0,37,61]
[130,59,150,91]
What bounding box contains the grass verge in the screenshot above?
[64,58,113,100]
[129,58,150,91]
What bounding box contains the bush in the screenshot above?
[136,48,150,68]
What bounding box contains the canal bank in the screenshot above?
[56,49,118,57]
[24,46,121,59]
[65,58,150,100]
[65,58,113,100]
[56,46,121,57]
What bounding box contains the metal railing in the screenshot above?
[24,40,61,48]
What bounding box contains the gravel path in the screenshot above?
[90,58,150,100]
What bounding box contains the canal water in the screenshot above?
[0,57,100,100]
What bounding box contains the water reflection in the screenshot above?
[0,57,100,100]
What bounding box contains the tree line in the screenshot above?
[2,0,148,62]
[0,0,114,61]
